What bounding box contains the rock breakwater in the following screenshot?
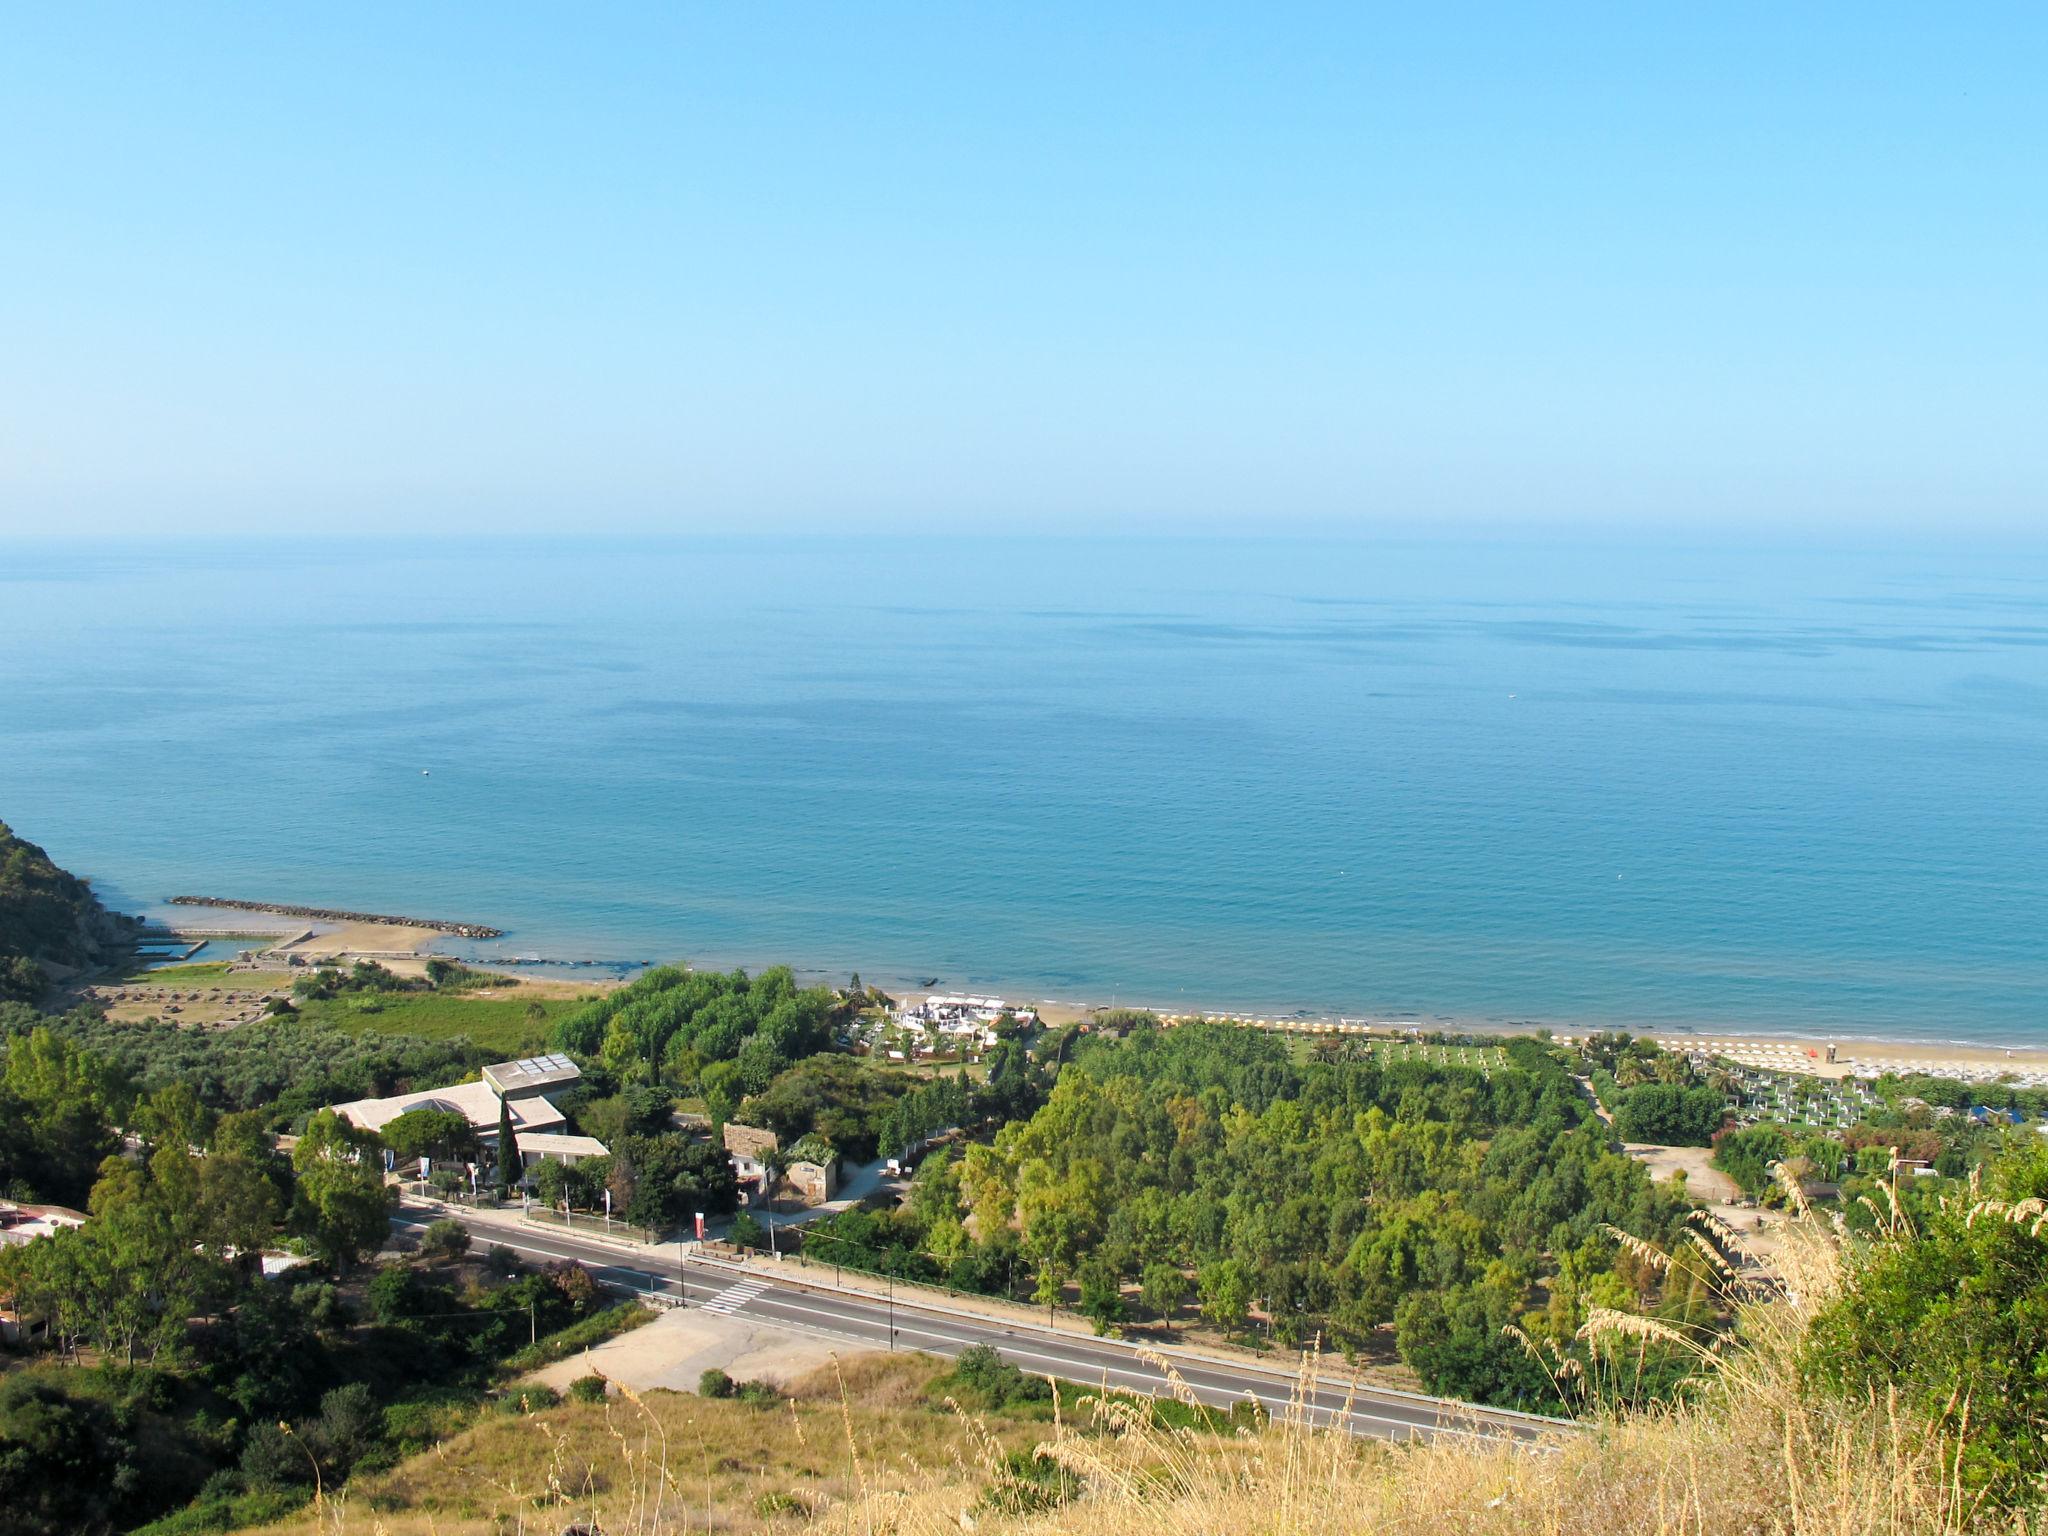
[166,896,504,939]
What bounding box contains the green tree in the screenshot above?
[532,1154,572,1207]
[291,1110,393,1267]
[133,1079,214,1154]
[1078,1258,1126,1334]
[1805,1142,2048,1505]
[0,1026,123,1206]
[1197,1258,1253,1330]
[381,1106,481,1165]
[1611,1083,1725,1146]
[193,1146,288,1257]
[495,1092,522,1194]
[1394,1273,1553,1409]
[612,1133,737,1230]
[0,1375,133,1536]
[418,1217,472,1261]
[2,1157,230,1363]
[1140,1261,1189,1320]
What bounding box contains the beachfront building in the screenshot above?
[903,993,1035,1030]
[894,993,1035,1054]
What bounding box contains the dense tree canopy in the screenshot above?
[7,1004,482,1129]
[802,1021,1699,1409]
[553,965,839,1106]
[291,1111,393,1267]
[1806,1140,2048,1505]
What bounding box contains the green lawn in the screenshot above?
[1287,1035,1508,1070]
[117,960,239,985]
[293,990,584,1054]
[1362,1039,1507,1069]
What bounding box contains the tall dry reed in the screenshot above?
[266,1200,2038,1536]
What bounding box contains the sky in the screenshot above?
[1,5,2043,540]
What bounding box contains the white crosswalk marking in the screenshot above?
[699,1279,769,1316]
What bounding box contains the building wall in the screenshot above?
[786,1159,837,1205]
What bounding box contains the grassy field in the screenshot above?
[293,989,587,1054]
[115,960,241,985]
[1285,1035,1510,1070]
[1359,1039,1507,1069]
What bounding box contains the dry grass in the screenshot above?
[245,1354,1039,1536]
[253,1207,2039,1536]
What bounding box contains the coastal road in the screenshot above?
[391,1208,1573,1446]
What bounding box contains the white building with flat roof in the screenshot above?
[333,1054,584,1147]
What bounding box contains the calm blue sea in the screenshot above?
[1,536,2044,1044]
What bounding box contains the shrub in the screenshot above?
[238,1424,313,1491]
[1612,1083,1725,1145]
[980,1447,1082,1514]
[504,1300,650,1371]
[698,1368,735,1399]
[418,1219,471,1261]
[1804,1141,2048,1507]
[304,1382,380,1478]
[940,1344,1051,1410]
[567,1374,607,1403]
[493,1384,560,1415]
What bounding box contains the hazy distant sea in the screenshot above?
[2,535,2044,1045]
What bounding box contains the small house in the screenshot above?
[723,1123,781,1188]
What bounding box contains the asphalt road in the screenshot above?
[393,1207,1571,1445]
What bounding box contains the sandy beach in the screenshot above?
[128,902,2048,1087]
[1644,1033,2048,1085]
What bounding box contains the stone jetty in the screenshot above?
[166,896,504,939]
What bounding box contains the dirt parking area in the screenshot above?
[526,1306,848,1397]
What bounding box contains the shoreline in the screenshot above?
[149,901,2048,1080]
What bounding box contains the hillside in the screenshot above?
[239,1207,2023,1536]
[0,820,134,1001]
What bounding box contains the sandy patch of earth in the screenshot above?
[281,921,441,959]
[527,1306,850,1397]
[1624,1143,1740,1202]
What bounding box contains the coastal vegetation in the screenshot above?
[145,1155,2048,1535]
[552,963,844,1112]
[291,989,576,1057]
[0,820,135,1002]
[8,833,2048,1531]
[1,1002,486,1130]
[0,1020,645,1536]
[799,1021,1706,1411]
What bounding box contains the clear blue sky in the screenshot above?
[2,6,2042,538]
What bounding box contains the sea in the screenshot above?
[1,535,2044,1046]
